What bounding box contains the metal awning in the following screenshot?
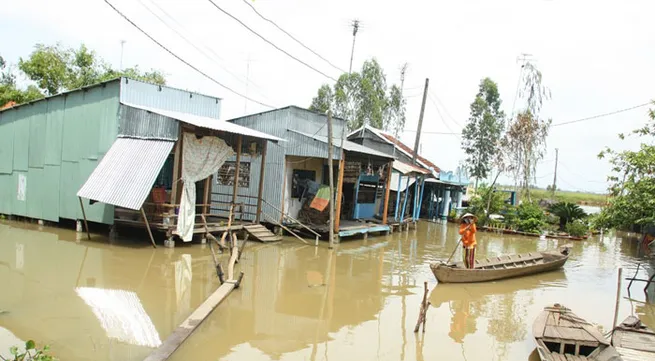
[77,137,174,210]
[393,161,430,175]
[288,129,393,160]
[122,102,285,143]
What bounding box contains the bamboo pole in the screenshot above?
[232,135,243,206]
[255,141,268,223]
[327,111,335,249]
[612,267,623,330]
[170,133,182,207]
[140,207,157,248]
[77,197,91,240]
[334,152,345,232]
[382,161,393,224]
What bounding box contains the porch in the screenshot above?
[77,103,283,247]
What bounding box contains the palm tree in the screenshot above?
[548,202,587,231]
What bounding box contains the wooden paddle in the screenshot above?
[445,223,473,264]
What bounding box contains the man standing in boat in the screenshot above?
[459,213,478,268]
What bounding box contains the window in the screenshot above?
[292,170,316,199]
[217,161,251,188]
[154,154,174,190]
[357,181,378,204]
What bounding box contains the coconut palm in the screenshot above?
[548,202,587,231]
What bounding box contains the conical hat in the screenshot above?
[460,213,478,222]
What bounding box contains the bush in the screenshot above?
[515,202,546,233]
[565,220,589,237]
[1,340,55,361]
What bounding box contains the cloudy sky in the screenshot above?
[2,0,654,193]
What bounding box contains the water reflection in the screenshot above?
[1,220,655,361]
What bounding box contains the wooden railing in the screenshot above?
[260,199,321,245]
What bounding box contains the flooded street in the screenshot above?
[1,220,654,361]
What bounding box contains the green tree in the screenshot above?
[467,183,508,224]
[309,84,333,114]
[384,84,406,137]
[597,103,655,229]
[11,42,165,102]
[461,78,505,188]
[548,202,587,230]
[503,62,551,201]
[0,55,43,106]
[515,201,546,233]
[308,58,405,131]
[18,44,69,95]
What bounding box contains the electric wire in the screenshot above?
[240,0,346,73]
[103,0,275,108]
[206,0,339,81]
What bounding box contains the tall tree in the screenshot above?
[596,103,655,230]
[309,84,334,114]
[384,84,406,136]
[503,62,551,201]
[461,78,505,188]
[308,58,405,132]
[0,55,43,106]
[6,42,166,104]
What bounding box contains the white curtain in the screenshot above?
[176,133,234,242]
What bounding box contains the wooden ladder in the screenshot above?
[244,224,282,243]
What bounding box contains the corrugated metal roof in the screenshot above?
[77,138,174,210]
[122,103,284,143]
[287,129,393,160]
[393,161,430,175]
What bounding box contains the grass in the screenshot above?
[529,188,607,206]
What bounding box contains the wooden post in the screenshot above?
[280,157,288,223]
[170,134,182,206]
[382,161,393,224]
[412,78,429,164]
[334,152,345,232]
[255,141,268,223]
[77,197,91,240]
[613,267,623,330]
[202,175,212,215]
[327,111,335,249]
[140,207,157,248]
[232,135,243,207]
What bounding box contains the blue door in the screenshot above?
[353,175,380,219]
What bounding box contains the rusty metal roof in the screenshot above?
[122,103,284,143]
[77,137,174,210]
[288,129,393,160]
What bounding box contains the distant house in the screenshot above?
[348,125,469,220]
[219,106,395,239]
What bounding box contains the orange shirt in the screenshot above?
[459,223,477,248]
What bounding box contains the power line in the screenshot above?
[103,0,275,108]
[240,0,346,74]
[146,0,273,99]
[429,90,463,128]
[552,102,652,127]
[136,0,272,102]
[206,0,338,81]
[426,92,459,135]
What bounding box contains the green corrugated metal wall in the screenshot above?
[0,81,120,224]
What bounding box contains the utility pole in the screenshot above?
[348,20,360,74]
[327,111,335,249]
[412,78,429,164]
[120,40,126,71]
[551,148,559,198]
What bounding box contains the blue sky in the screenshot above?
[2,0,654,193]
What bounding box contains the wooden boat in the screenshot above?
[611,316,655,361]
[430,246,570,284]
[533,304,621,361]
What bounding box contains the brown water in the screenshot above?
[1,220,654,361]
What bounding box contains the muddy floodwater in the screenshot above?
[1,220,654,361]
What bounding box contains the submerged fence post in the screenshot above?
[612,267,623,330]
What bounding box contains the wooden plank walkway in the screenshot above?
[244,224,281,242]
